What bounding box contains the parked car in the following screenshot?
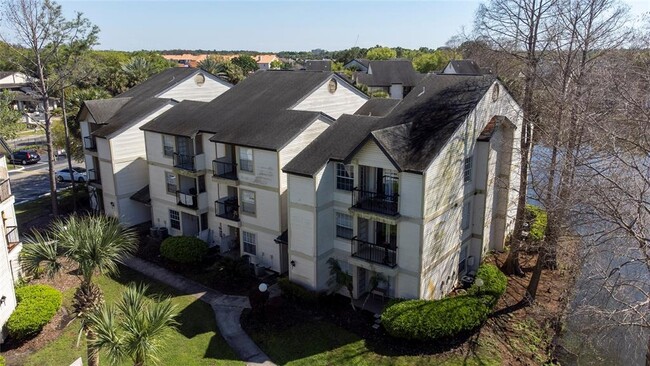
[55,167,87,183]
[10,150,41,165]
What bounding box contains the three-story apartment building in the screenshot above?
[78,68,231,226]
[1,156,21,343]
[283,74,522,300]
[141,71,368,273]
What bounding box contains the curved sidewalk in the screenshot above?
[123,257,276,366]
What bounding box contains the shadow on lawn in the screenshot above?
[107,265,239,362]
[244,294,486,364]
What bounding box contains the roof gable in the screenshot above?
[291,73,368,119]
[156,71,232,102]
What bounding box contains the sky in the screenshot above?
[57,0,650,52]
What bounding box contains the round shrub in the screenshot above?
[468,263,507,308]
[381,263,507,341]
[7,284,62,341]
[0,354,6,366]
[160,236,208,264]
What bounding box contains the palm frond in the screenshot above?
[55,215,137,285]
[20,229,62,278]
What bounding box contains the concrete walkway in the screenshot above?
[123,257,276,366]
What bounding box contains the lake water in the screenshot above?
[529,145,650,365]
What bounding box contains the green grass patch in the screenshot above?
[15,188,88,226]
[24,266,242,366]
[248,320,500,366]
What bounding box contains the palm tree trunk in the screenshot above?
[87,329,100,366]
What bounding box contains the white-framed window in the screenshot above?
[463,156,473,183]
[336,163,354,191]
[163,135,175,157]
[243,231,256,255]
[336,212,353,239]
[239,147,253,172]
[169,209,180,230]
[462,201,471,230]
[165,172,176,194]
[240,189,256,215]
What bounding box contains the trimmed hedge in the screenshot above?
[7,285,62,341]
[526,204,547,242]
[160,236,208,264]
[277,277,320,304]
[381,263,507,341]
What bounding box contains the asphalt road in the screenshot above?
[8,158,79,205]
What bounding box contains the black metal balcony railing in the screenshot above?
[176,190,198,209]
[212,159,238,180]
[0,178,11,203]
[351,237,397,268]
[88,169,100,183]
[173,153,196,171]
[5,226,20,253]
[352,188,399,216]
[83,136,96,150]
[215,197,240,221]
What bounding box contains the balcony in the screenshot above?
[0,178,11,203]
[5,226,20,253]
[212,159,238,180]
[176,191,197,209]
[88,169,101,184]
[173,153,197,171]
[215,197,240,221]
[83,136,96,151]
[352,188,399,216]
[351,237,397,268]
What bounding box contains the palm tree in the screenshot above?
[197,56,244,85]
[86,283,179,366]
[21,215,138,366]
[326,258,356,310]
[197,55,222,75]
[121,56,154,86]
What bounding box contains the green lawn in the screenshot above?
[15,188,86,226]
[249,320,501,366]
[25,267,242,366]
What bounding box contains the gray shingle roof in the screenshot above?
[198,71,341,150]
[357,60,423,87]
[117,67,198,99]
[281,114,383,176]
[283,74,497,176]
[130,185,150,204]
[83,98,132,124]
[443,60,484,75]
[93,98,172,138]
[140,100,208,137]
[354,98,400,117]
[304,60,332,72]
[142,70,346,151]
